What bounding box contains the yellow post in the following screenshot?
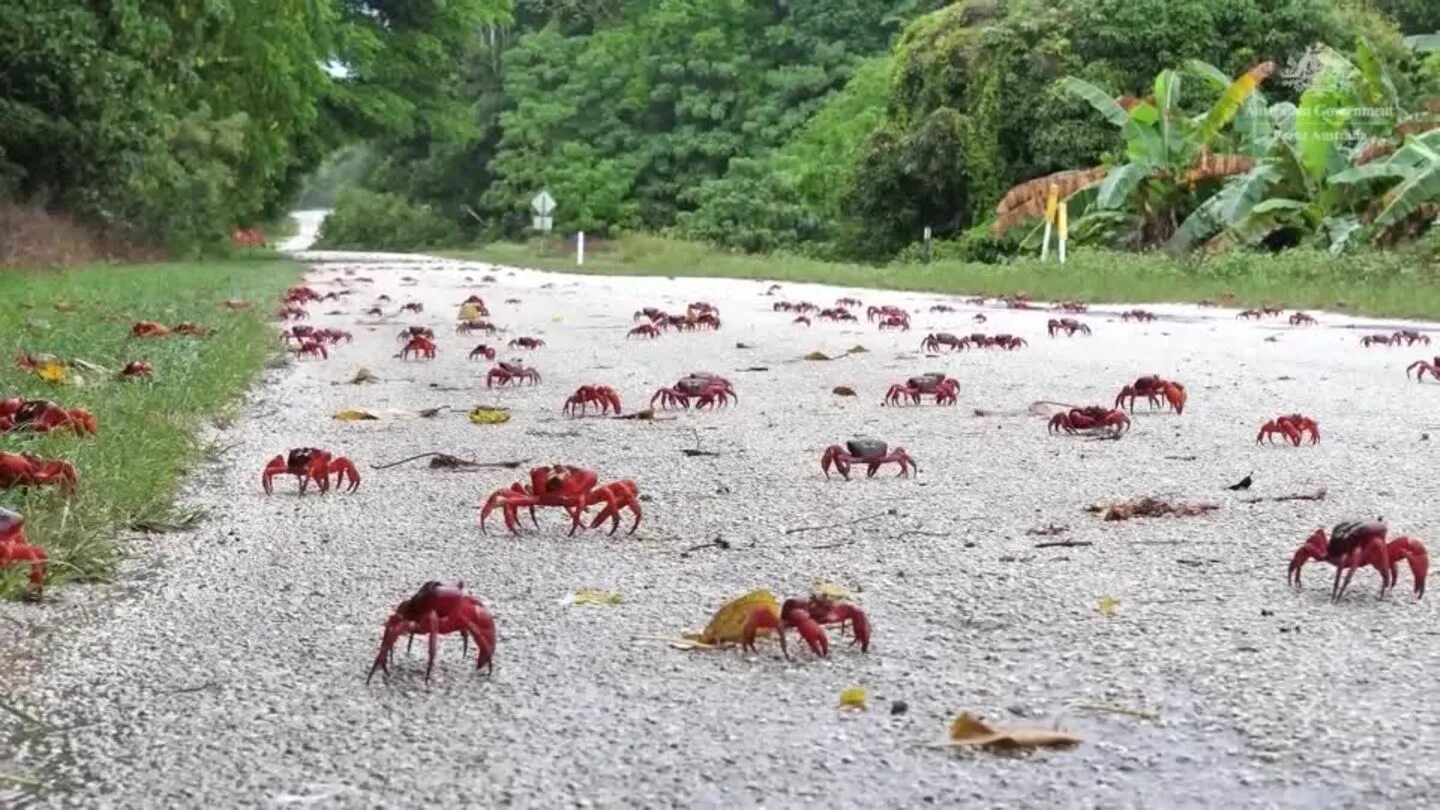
[1057,201,1069,264]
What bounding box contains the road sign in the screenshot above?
[532,215,553,233]
[530,190,556,216]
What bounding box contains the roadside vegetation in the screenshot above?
[452,233,1440,319]
[0,258,301,596]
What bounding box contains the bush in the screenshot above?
[314,189,465,251]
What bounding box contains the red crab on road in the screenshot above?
[920,333,966,352]
[1237,310,1263,320]
[1003,295,1034,310]
[836,297,864,308]
[397,335,437,360]
[1288,520,1427,601]
[629,323,662,339]
[820,438,917,480]
[1048,406,1130,434]
[1361,334,1396,347]
[486,361,541,387]
[456,320,497,335]
[884,374,958,406]
[1053,300,1088,313]
[1115,375,1186,415]
[261,448,360,495]
[1262,305,1283,317]
[119,361,153,380]
[650,374,736,409]
[0,507,46,590]
[401,302,424,314]
[0,399,97,435]
[367,581,496,684]
[991,334,1027,350]
[1289,312,1317,326]
[878,315,910,331]
[509,337,546,350]
[1121,309,1156,322]
[314,328,352,345]
[685,313,722,331]
[469,344,496,361]
[280,325,315,344]
[285,285,323,304]
[1047,318,1091,337]
[793,316,811,327]
[563,385,622,417]
[688,301,719,318]
[818,307,856,322]
[480,464,641,536]
[867,305,908,324]
[292,338,329,360]
[635,306,667,321]
[1393,329,1431,346]
[929,304,956,313]
[743,594,871,660]
[1406,356,1440,382]
[1256,414,1319,446]
[278,304,309,321]
[0,451,77,494]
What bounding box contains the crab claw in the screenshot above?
[261,455,286,495]
[1388,537,1428,599]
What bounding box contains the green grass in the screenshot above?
[0,257,301,597]
[449,234,1440,320]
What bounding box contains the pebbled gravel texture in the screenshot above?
[4,249,1440,809]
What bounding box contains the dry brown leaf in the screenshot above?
[945,712,1082,752]
[803,351,833,361]
[333,409,380,422]
[1086,497,1219,521]
[832,385,857,397]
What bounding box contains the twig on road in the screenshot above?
[371,453,527,470]
[783,508,897,535]
[1241,489,1326,503]
[1073,702,1160,720]
[1034,540,1093,549]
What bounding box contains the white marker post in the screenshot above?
[577,231,585,266]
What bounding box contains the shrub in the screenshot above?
[314,189,465,251]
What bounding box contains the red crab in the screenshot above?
[929,304,956,313]
[1288,520,1427,601]
[1237,310,1263,320]
[1289,312,1317,326]
[635,306,667,321]
[132,320,170,338]
[261,447,360,495]
[965,297,987,306]
[1406,356,1440,382]
[836,297,864,308]
[1361,334,1396,347]
[820,438,917,480]
[280,325,315,344]
[314,328,352,345]
[278,304,309,321]
[1261,305,1283,317]
[285,285,323,304]
[742,594,871,660]
[468,344,497,361]
[0,399,97,435]
[629,323,662,339]
[1114,375,1186,415]
[685,313,722,331]
[921,333,967,352]
[460,294,490,314]
[401,302,424,314]
[793,316,811,326]
[397,335,437,360]
[1256,414,1319,446]
[878,315,910,332]
[650,374,736,409]
[1393,329,1431,346]
[793,302,820,314]
[867,305,907,324]
[119,360,153,380]
[0,451,77,494]
[509,337,546,350]
[1048,406,1131,434]
[292,338,329,360]
[818,307,856,322]
[479,464,641,536]
[772,302,797,313]
[1003,296,1034,310]
[1121,309,1156,322]
[367,581,496,684]
[0,507,46,589]
[992,334,1027,350]
[399,325,434,342]
[486,361,541,387]
[563,385,622,417]
[1047,318,1091,337]
[687,302,719,318]
[1053,300,1088,313]
[364,306,384,317]
[883,373,959,406]
[456,320,497,335]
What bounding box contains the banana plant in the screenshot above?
[1331,130,1440,242]
[993,60,1272,247]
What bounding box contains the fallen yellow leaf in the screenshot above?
[573,588,623,606]
[34,360,69,384]
[1096,596,1119,617]
[845,345,869,355]
[676,589,780,648]
[468,405,511,425]
[803,351,833,361]
[839,687,867,709]
[946,712,1082,752]
[458,303,484,321]
[333,409,380,421]
[813,581,852,600]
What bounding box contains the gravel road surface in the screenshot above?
[3,250,1439,808]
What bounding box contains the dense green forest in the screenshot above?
[4,1,1438,262]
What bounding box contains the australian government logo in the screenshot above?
[1278,44,1325,93]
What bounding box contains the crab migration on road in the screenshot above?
[3,250,1439,808]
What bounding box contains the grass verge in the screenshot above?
[0,257,301,597]
[449,234,1440,320]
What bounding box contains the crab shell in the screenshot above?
[845,439,888,460]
